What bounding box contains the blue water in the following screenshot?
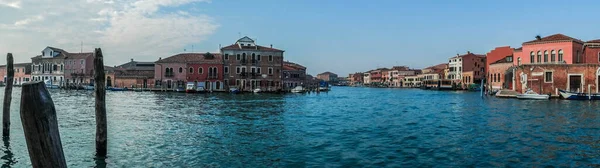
[0,87,599,167]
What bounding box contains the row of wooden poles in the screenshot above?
[3,48,107,168]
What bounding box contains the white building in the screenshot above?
[31,47,66,87]
[448,55,462,80]
[363,72,371,85]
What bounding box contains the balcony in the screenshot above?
[165,73,174,77]
[251,59,258,65]
[250,72,257,79]
[239,72,247,78]
[241,59,247,65]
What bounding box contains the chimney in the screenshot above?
[456,54,459,56]
[131,58,134,62]
[467,51,471,54]
[270,44,273,48]
[159,57,162,60]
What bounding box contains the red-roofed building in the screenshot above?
[583,39,600,64]
[64,52,95,87]
[155,52,224,91]
[221,36,284,92]
[448,52,486,85]
[283,61,306,90]
[486,46,514,73]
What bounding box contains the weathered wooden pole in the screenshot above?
[20,81,67,168]
[3,53,14,137]
[94,48,107,157]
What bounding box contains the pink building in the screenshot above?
[64,52,95,86]
[515,34,584,65]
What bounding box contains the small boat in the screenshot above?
[291,86,305,93]
[558,89,600,100]
[109,87,128,91]
[186,83,196,93]
[175,87,185,92]
[253,88,261,93]
[83,85,94,90]
[44,80,60,89]
[229,87,240,94]
[516,89,549,100]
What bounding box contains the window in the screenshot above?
[189,67,194,74]
[236,67,240,74]
[242,53,246,60]
[237,54,240,60]
[268,67,273,74]
[576,50,580,63]
[252,53,256,60]
[257,67,261,74]
[543,50,548,63]
[80,59,84,64]
[178,67,183,73]
[518,57,521,65]
[257,55,261,61]
[598,52,600,63]
[530,51,534,63]
[225,54,229,60]
[558,50,563,62]
[537,51,541,63]
[212,67,218,74]
[199,68,203,74]
[224,66,229,74]
[551,50,556,62]
[269,55,273,62]
[545,72,553,82]
[241,67,246,73]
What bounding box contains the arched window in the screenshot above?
[199,67,203,74]
[179,67,183,73]
[530,52,534,63]
[558,50,564,62]
[165,67,169,74]
[252,53,256,60]
[537,51,542,63]
[551,50,556,62]
[543,50,548,63]
[518,57,522,65]
[242,53,246,60]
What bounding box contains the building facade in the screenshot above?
[64,52,95,87]
[31,47,67,86]
[515,64,600,95]
[488,56,514,90]
[317,71,338,83]
[515,34,584,65]
[155,53,223,91]
[283,61,307,90]
[110,59,156,89]
[222,36,284,92]
[0,63,32,85]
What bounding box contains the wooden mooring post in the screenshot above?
[20,81,67,168]
[3,53,14,137]
[94,48,107,157]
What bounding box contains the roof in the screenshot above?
[586,39,600,43]
[117,60,155,71]
[221,44,284,52]
[490,56,513,65]
[65,52,93,59]
[0,63,31,67]
[451,53,485,59]
[47,46,67,54]
[514,47,523,51]
[283,61,306,71]
[156,52,222,64]
[237,36,255,43]
[523,34,584,44]
[425,63,448,70]
[318,71,337,76]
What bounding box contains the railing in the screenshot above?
[250,72,257,79]
[241,59,247,65]
[165,73,174,77]
[251,59,258,65]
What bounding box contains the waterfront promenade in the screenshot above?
[0,87,598,167]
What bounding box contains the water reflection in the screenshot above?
[1,136,16,168]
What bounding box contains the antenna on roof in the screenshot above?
[80,41,83,53]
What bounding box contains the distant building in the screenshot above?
[317,71,338,83]
[403,76,421,87]
[283,61,307,90]
[448,51,486,85]
[514,34,584,65]
[349,73,363,86]
[0,63,32,85]
[109,59,155,88]
[221,36,284,92]
[64,52,95,86]
[155,52,224,91]
[488,56,513,90]
[31,47,67,86]
[363,72,371,85]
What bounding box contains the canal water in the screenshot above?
[0,87,598,167]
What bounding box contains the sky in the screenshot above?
[1,0,600,76]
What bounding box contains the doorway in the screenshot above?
[143,79,148,88]
[569,75,582,92]
[106,77,112,87]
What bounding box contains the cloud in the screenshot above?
[0,0,218,65]
[0,0,21,9]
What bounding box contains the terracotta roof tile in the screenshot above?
[283,61,306,71]
[65,52,93,59]
[490,56,513,65]
[523,34,584,44]
[586,39,600,43]
[156,53,222,64]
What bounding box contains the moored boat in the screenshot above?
[291,86,305,93]
[229,87,240,94]
[318,81,330,91]
[516,89,549,100]
[253,88,261,93]
[83,85,94,90]
[558,89,600,100]
[109,87,128,91]
[186,83,196,93]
